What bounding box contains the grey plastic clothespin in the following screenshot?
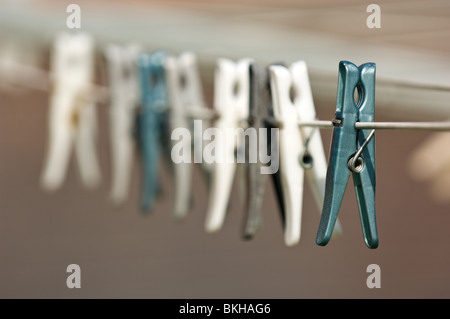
[242,62,285,239]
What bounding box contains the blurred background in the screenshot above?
[1,0,450,298]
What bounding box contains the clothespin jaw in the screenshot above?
[205,58,252,233]
[165,51,207,220]
[41,32,100,191]
[137,50,169,212]
[316,61,377,249]
[104,44,141,207]
[242,62,285,239]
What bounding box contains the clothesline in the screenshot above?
[3,58,450,133]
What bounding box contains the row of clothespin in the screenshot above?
[37,32,408,249]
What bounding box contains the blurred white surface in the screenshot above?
[1,0,450,120]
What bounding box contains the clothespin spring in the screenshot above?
[348,129,376,173]
[299,126,317,170]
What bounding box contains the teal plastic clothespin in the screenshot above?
[137,50,169,212]
[316,61,377,248]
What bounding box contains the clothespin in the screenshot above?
[205,58,252,233]
[41,32,101,191]
[269,61,342,246]
[104,44,141,207]
[316,61,377,249]
[242,62,285,239]
[137,50,169,212]
[165,51,209,220]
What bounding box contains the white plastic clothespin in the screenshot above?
[269,61,342,246]
[205,58,252,233]
[104,44,141,206]
[41,32,101,191]
[165,52,209,220]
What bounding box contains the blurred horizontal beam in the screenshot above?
[1,0,450,120]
